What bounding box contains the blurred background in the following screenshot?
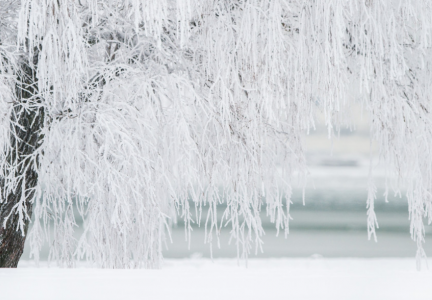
[163,110,432,259]
[23,109,432,260]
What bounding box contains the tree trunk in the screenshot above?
[0,58,43,268]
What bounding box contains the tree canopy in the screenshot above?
[1,0,432,268]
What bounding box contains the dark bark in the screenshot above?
[0,56,43,268]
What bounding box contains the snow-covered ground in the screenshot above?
[1,258,430,300]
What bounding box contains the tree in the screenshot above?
[0,0,431,269]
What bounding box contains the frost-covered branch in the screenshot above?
[0,0,431,269]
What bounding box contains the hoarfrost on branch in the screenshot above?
[0,0,431,268]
